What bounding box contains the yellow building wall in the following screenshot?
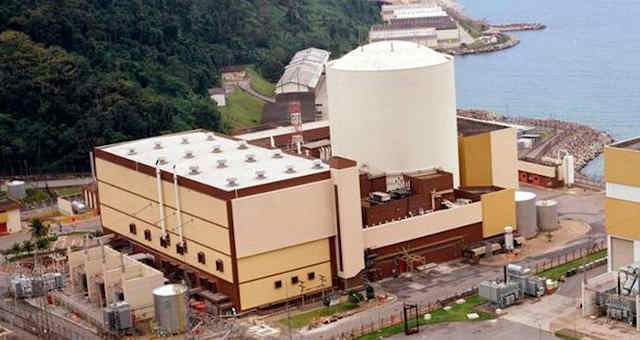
[95,157,228,226]
[606,198,640,240]
[481,188,517,237]
[605,147,640,187]
[101,205,234,283]
[0,212,6,224]
[237,238,331,283]
[458,133,493,187]
[238,262,332,310]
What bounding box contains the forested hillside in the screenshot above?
[0,0,379,174]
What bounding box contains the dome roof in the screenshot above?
[329,40,450,72]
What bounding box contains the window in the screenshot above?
[197,252,206,264]
[291,276,299,285]
[160,234,170,248]
[274,280,282,289]
[216,259,224,272]
[307,272,315,280]
[144,229,151,241]
[129,223,136,235]
[176,242,187,255]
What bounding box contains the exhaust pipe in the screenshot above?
[156,160,167,240]
[173,165,184,247]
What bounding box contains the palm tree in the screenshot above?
[10,242,22,256]
[36,237,50,252]
[30,218,49,239]
[22,240,34,254]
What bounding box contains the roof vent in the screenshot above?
[217,159,228,168]
[153,141,163,150]
[184,150,195,159]
[127,148,137,155]
[206,133,216,141]
[181,137,189,145]
[189,165,200,175]
[256,170,266,179]
[226,177,238,187]
[212,145,222,153]
[312,159,324,169]
[272,149,283,159]
[238,140,248,150]
[157,157,168,165]
[245,154,257,163]
[285,164,296,173]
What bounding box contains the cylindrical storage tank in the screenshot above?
[7,180,26,200]
[515,191,537,239]
[327,40,460,186]
[153,284,188,334]
[504,226,514,250]
[537,200,559,231]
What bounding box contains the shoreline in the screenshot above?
[457,109,614,177]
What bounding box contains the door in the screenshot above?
[0,223,7,233]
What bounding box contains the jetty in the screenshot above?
[488,23,546,33]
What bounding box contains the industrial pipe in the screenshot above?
[156,160,167,240]
[173,164,184,247]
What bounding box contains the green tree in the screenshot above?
[10,242,22,255]
[22,240,34,253]
[30,218,48,239]
[36,237,51,251]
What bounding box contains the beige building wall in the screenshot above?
[363,202,482,249]
[481,188,517,237]
[98,181,230,255]
[490,128,519,189]
[331,166,365,279]
[238,262,332,310]
[57,197,74,216]
[436,28,460,41]
[518,160,557,178]
[276,83,311,94]
[95,158,228,226]
[610,236,634,271]
[101,205,234,283]
[7,209,20,233]
[231,179,336,259]
[237,238,332,310]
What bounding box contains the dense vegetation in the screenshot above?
[0,0,379,174]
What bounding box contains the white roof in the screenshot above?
[99,130,328,191]
[278,62,324,90]
[329,40,449,72]
[290,48,330,66]
[235,121,330,141]
[515,191,536,202]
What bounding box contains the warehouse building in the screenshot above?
[94,41,519,312]
[387,16,460,43]
[276,48,330,95]
[369,26,438,47]
[604,137,640,271]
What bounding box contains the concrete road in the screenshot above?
[388,319,560,340]
[26,177,93,189]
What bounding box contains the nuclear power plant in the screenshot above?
[88,40,521,314]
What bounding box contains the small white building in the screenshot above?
[276,48,330,95]
[208,88,226,107]
[369,26,438,47]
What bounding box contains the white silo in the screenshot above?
[327,40,460,186]
[515,191,538,239]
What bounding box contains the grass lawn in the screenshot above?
[246,65,276,98]
[54,186,83,197]
[538,249,607,281]
[23,188,51,203]
[279,302,359,329]
[218,86,264,130]
[356,296,494,340]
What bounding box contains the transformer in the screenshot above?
[104,301,133,335]
[479,280,521,308]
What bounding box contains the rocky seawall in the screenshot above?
[440,35,520,56]
[458,109,614,171]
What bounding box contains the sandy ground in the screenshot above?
[480,219,591,267]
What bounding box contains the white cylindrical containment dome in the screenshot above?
[537,200,559,231]
[327,40,460,186]
[153,284,188,334]
[515,191,538,239]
